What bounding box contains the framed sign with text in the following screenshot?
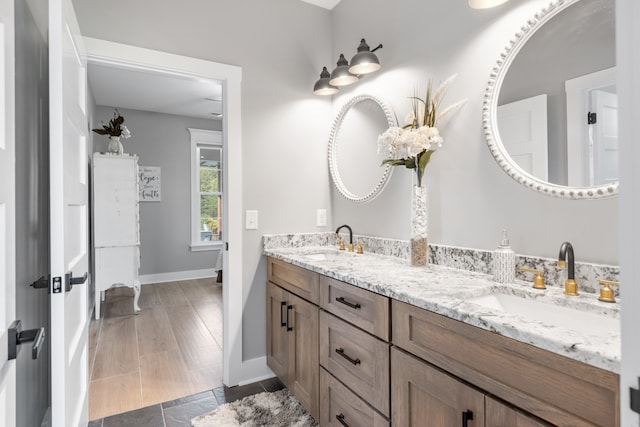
[138,166,161,202]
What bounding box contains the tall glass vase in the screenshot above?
[410,170,428,266]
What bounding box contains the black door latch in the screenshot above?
[8,320,46,360]
[631,378,640,414]
[30,275,50,292]
[64,271,88,292]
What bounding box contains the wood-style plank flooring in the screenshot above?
[88,278,223,420]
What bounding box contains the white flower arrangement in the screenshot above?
[120,125,132,139]
[378,74,466,186]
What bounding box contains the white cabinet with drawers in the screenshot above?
[92,153,141,319]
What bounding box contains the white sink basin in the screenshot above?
[466,293,619,336]
[302,250,357,261]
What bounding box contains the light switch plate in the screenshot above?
[245,210,258,230]
[316,209,327,227]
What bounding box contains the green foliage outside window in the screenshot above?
[200,164,222,240]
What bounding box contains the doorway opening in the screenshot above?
[84,38,243,419]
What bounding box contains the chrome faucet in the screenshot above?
[335,224,354,252]
[557,241,578,296]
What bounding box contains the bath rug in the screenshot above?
[191,388,318,426]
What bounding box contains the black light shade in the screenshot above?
[349,39,382,75]
[313,66,338,95]
[329,54,359,87]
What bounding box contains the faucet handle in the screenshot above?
[337,238,345,251]
[518,268,546,290]
[598,279,619,303]
[356,242,366,254]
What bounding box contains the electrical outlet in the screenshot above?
[316,209,327,227]
[245,210,258,230]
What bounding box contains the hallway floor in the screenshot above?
[89,278,223,420]
[87,377,285,427]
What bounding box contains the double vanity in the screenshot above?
[264,238,620,426]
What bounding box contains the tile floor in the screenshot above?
[88,377,285,427]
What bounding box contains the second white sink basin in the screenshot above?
[466,293,619,336]
[302,250,357,261]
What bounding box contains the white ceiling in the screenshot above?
[87,62,223,120]
[299,0,342,9]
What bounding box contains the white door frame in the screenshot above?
[0,1,17,425]
[83,38,246,386]
[617,0,640,424]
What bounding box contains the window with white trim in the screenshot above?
[189,129,223,251]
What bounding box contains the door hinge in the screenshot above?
[587,112,597,125]
[631,378,640,414]
[225,242,229,251]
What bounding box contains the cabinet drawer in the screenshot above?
[267,257,319,304]
[319,311,389,416]
[320,275,389,340]
[392,300,619,427]
[320,368,388,427]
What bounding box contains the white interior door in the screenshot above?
[592,89,618,185]
[497,94,549,181]
[49,0,89,426]
[0,2,17,426]
[565,67,616,187]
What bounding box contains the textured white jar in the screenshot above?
[493,230,515,283]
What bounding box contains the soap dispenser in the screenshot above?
[493,229,515,283]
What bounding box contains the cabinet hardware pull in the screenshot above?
[286,305,293,331]
[335,413,350,427]
[462,409,474,427]
[335,347,360,365]
[280,301,287,327]
[335,296,361,310]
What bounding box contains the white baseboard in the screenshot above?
[237,356,275,386]
[139,268,216,285]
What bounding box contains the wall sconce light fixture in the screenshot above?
[313,38,383,96]
[468,0,510,9]
[329,54,359,87]
[313,67,339,96]
[349,39,383,75]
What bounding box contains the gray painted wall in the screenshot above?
[92,106,222,276]
[330,0,617,265]
[73,0,618,363]
[15,0,50,424]
[74,0,333,361]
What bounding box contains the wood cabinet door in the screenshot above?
[266,282,289,384]
[486,397,553,427]
[288,292,319,421]
[392,347,485,427]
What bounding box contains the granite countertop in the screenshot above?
[264,245,621,373]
